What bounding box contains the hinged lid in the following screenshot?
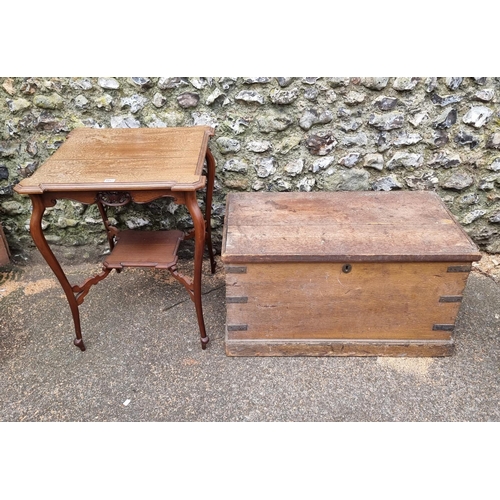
[221,191,482,263]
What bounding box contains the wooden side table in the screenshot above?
[14,126,216,351]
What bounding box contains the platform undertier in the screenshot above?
[103,229,184,269]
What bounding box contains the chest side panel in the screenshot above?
[225,261,469,341]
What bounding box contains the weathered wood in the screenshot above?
[14,127,214,194]
[222,191,481,357]
[225,336,455,357]
[226,261,468,341]
[222,191,481,263]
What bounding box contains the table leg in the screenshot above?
[29,195,86,351]
[185,191,209,349]
[205,149,216,274]
[96,200,116,252]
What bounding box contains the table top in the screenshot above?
[222,191,482,263]
[14,126,214,194]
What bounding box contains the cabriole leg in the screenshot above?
[29,195,86,351]
[205,149,216,274]
[185,192,209,349]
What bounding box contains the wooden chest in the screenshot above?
[221,191,481,357]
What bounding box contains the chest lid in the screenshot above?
[221,191,482,263]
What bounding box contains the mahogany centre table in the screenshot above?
[14,126,216,351]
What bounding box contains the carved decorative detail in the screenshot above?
[169,265,194,301]
[96,191,132,207]
[72,267,113,305]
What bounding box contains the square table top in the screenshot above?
[14,126,214,194]
[221,191,482,263]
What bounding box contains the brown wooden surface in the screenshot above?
[225,261,469,342]
[221,191,481,263]
[0,222,11,266]
[103,230,184,269]
[225,337,454,357]
[13,126,216,352]
[14,126,214,194]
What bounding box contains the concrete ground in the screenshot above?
[0,251,499,422]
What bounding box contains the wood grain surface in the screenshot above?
[103,229,184,269]
[225,337,455,357]
[222,191,481,262]
[222,191,480,356]
[14,126,214,194]
[225,261,468,341]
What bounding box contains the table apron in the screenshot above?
[34,190,188,207]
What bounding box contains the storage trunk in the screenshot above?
[221,191,481,357]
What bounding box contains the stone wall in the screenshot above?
[1,76,500,258]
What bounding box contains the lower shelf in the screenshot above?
[103,229,185,269]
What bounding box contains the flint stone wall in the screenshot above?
[1,76,500,258]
